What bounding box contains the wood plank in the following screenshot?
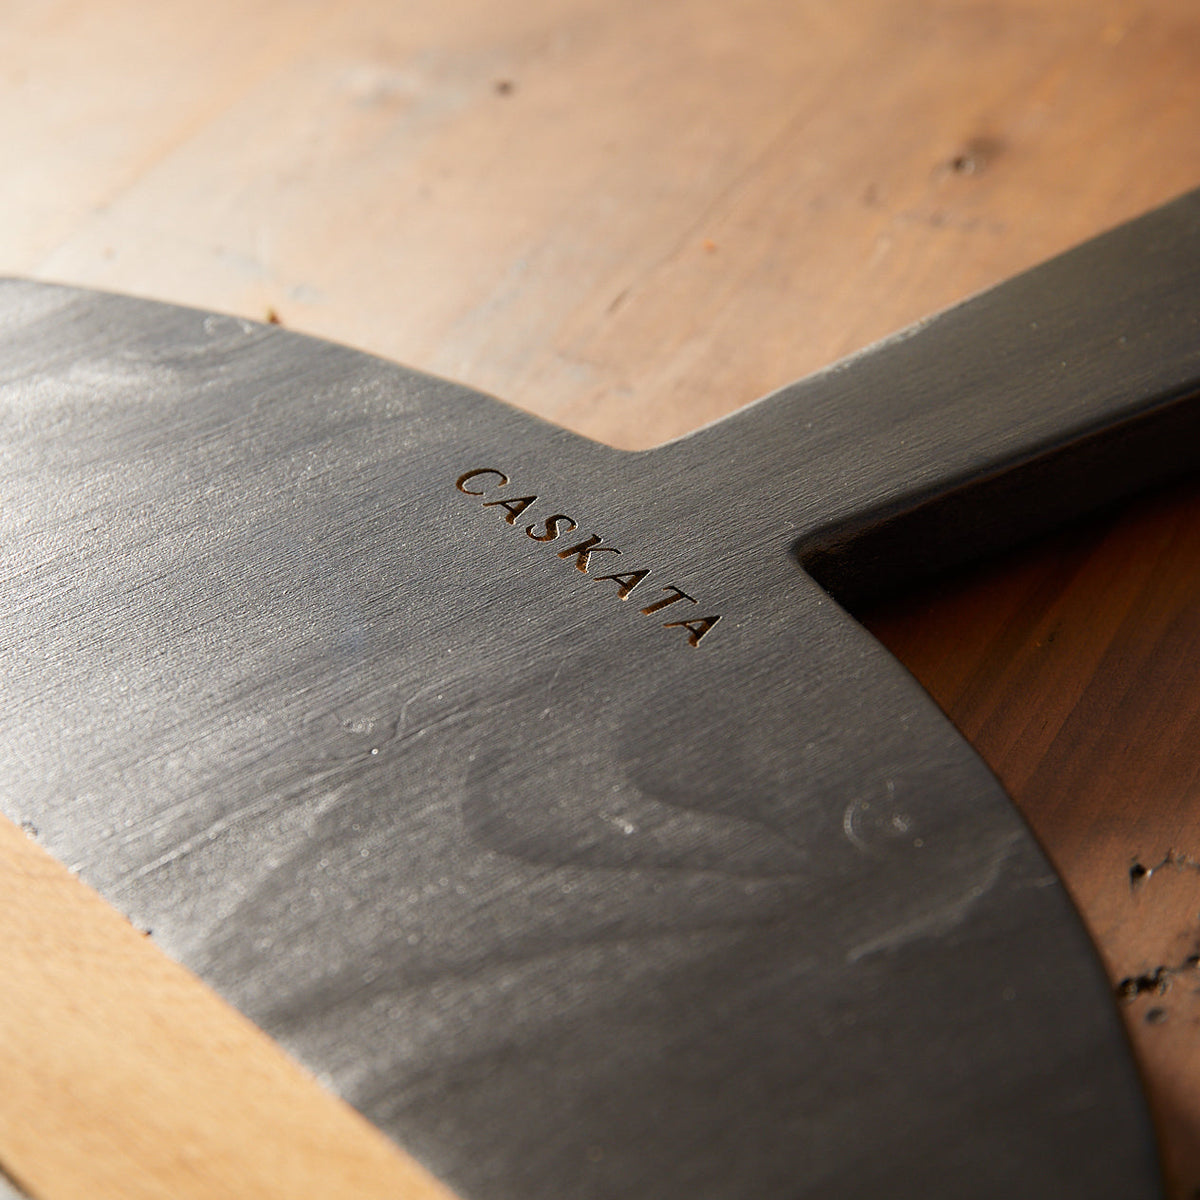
[0,818,457,1200]
[864,475,1200,1195]
[1,0,1199,1195]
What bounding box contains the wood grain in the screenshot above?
[0,818,457,1200]
[0,0,1198,1195]
[863,475,1200,1194]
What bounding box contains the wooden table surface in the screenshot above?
[1,1,1199,1196]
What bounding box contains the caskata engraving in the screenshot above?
[455,468,722,645]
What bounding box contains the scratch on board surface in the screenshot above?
[846,831,1018,964]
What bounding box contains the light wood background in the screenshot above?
[1,0,1198,1196]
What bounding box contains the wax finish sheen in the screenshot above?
[6,195,1200,1198]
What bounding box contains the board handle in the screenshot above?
[674,189,1200,604]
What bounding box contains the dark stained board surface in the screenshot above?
[2,3,1200,1198]
[4,192,1200,1197]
